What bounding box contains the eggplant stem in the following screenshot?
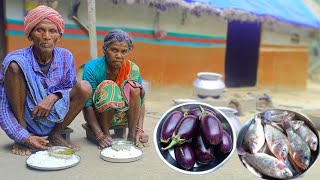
[181,107,188,115]
[161,139,177,150]
[161,135,185,150]
[199,105,205,117]
[160,138,170,144]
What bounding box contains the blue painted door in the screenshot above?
[225,21,261,87]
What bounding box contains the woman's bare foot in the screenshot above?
[11,143,32,156]
[47,134,80,151]
[127,131,136,142]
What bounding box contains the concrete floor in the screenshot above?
[0,82,319,180]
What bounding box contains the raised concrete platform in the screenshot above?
[191,91,257,115]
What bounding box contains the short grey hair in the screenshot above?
[103,29,133,51]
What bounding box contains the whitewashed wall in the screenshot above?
[6,0,227,36]
[76,0,228,36]
[261,22,314,46]
[6,0,314,46]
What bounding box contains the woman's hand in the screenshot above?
[97,135,113,149]
[135,132,149,148]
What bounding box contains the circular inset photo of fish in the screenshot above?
[237,109,320,179]
[153,102,236,175]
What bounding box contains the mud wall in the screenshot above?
[5,0,313,88]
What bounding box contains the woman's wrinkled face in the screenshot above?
[104,41,129,69]
[28,19,61,54]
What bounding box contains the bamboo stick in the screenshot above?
[87,0,97,59]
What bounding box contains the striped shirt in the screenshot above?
[0,46,77,144]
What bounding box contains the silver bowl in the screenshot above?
[111,140,134,151]
[301,108,320,130]
[237,109,320,179]
[48,146,75,159]
[153,102,236,175]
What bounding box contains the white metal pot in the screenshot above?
[193,72,225,98]
[215,106,242,135]
[142,80,151,95]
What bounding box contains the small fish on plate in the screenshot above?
[243,115,265,153]
[241,152,293,179]
[290,120,318,151]
[282,119,311,170]
[264,122,289,162]
[237,109,320,179]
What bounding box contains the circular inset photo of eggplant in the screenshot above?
[153,102,236,175]
[237,109,320,179]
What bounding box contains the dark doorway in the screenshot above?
[225,21,261,87]
[0,0,6,64]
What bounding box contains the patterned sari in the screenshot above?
[92,59,145,126]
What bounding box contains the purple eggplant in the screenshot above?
[200,113,223,145]
[174,143,196,170]
[218,130,233,153]
[162,115,199,150]
[187,105,216,118]
[192,132,215,165]
[160,111,184,143]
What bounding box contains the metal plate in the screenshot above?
[153,102,236,175]
[237,109,320,179]
[26,154,81,171]
[100,147,143,163]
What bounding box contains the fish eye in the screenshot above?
[303,156,309,160]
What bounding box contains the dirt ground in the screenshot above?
[0,81,319,180]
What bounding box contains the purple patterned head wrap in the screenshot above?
[103,29,133,51]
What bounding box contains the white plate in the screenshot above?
[100,147,143,163]
[26,153,81,170]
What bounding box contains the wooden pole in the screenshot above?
[87,0,97,59]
